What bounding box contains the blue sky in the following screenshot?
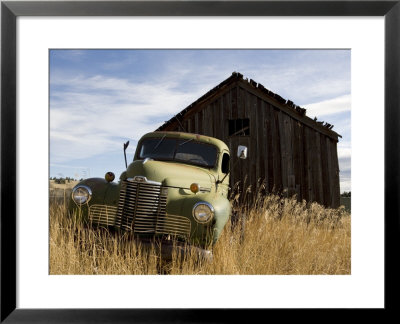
[50,49,351,192]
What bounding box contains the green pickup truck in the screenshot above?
[69,131,247,259]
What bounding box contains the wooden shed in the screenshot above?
[156,72,342,208]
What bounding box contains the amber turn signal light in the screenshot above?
[190,183,200,193]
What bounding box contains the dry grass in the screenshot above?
[49,195,350,275]
[49,180,79,190]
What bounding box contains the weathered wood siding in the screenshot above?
[159,78,341,208]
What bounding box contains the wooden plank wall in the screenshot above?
[169,83,340,208]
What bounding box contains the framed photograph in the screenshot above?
[1,0,398,321]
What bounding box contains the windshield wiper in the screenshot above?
[150,135,166,154]
[179,138,194,146]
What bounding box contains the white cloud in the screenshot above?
[244,69,350,104]
[338,147,351,193]
[50,74,207,163]
[338,147,351,160]
[340,179,351,193]
[50,162,90,169]
[303,94,351,118]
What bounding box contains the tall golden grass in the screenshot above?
[50,195,350,275]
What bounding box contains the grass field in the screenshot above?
[50,193,350,275]
[49,179,79,190]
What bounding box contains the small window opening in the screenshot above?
[221,153,230,174]
[228,118,250,136]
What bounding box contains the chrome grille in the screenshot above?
[155,214,191,237]
[116,179,190,238]
[89,205,118,227]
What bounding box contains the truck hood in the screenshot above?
[124,160,216,190]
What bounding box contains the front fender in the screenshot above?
[180,193,231,247]
[68,178,120,222]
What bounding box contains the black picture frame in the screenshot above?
[1,0,399,322]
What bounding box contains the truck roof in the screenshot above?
[140,131,230,152]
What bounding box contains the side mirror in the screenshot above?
[237,145,248,159]
[123,140,130,169]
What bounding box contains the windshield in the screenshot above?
[138,137,218,168]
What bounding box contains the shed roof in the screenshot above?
[156,72,342,141]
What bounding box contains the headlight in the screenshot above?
[192,202,214,224]
[72,185,92,205]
